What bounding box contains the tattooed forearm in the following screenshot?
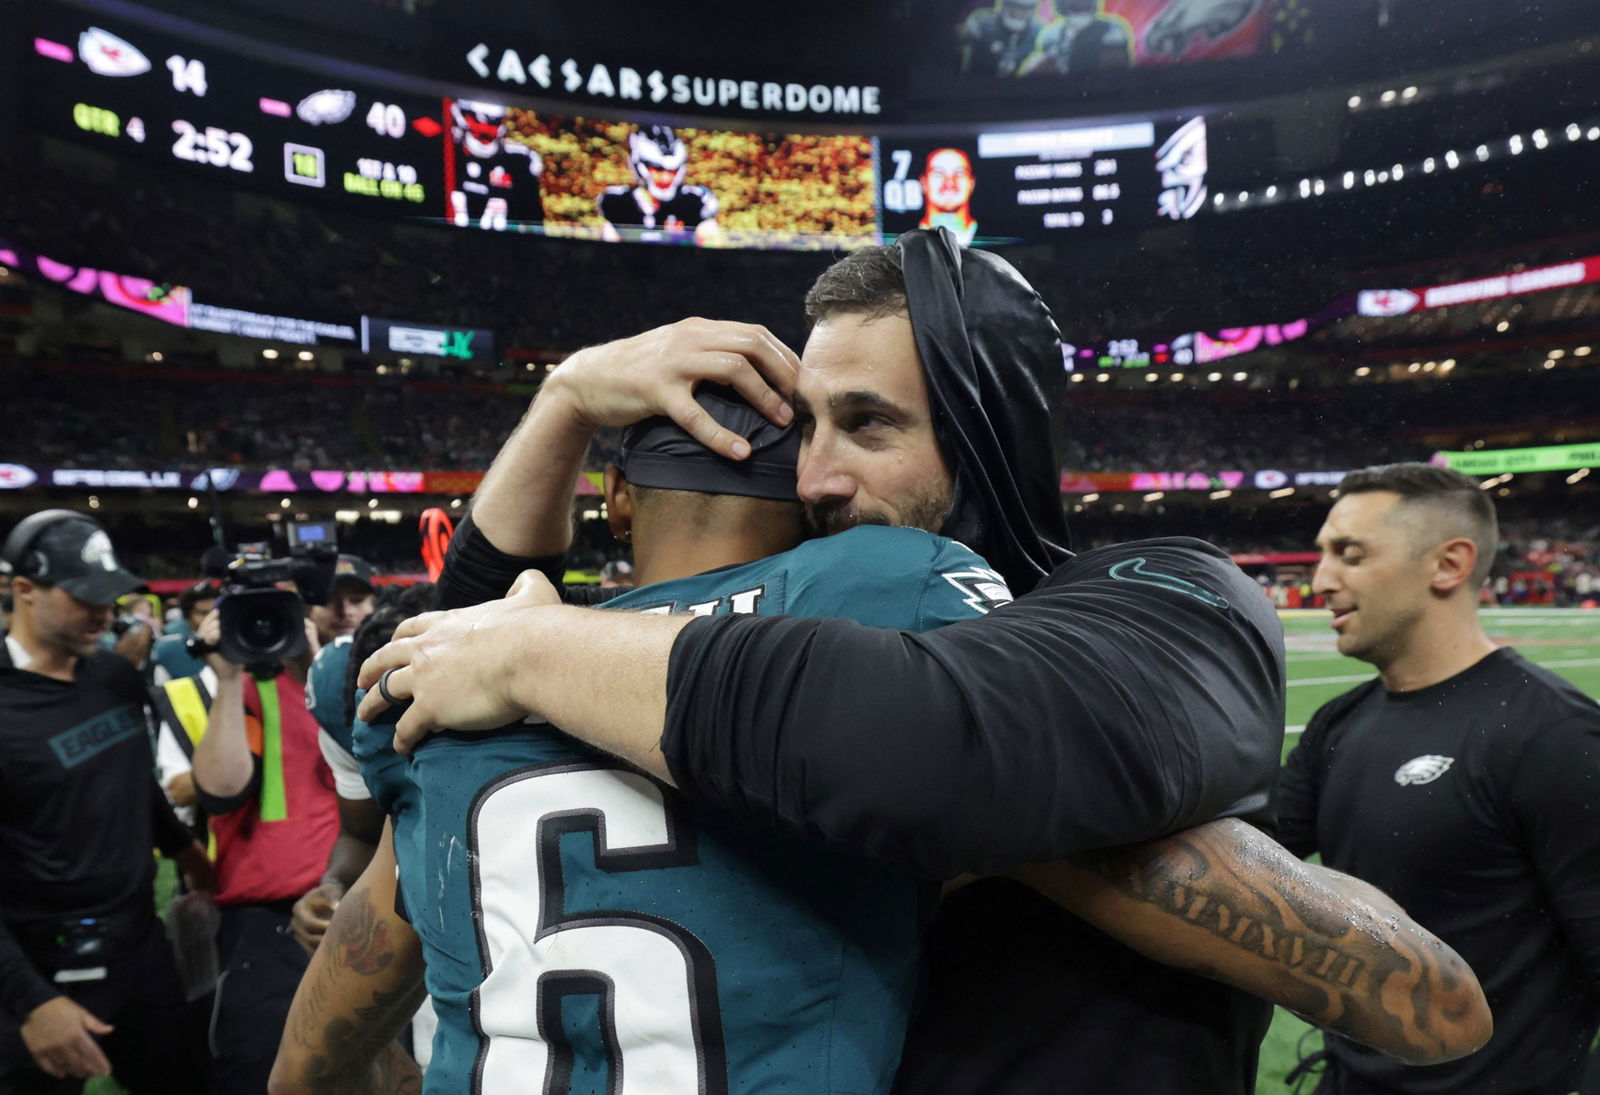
[331,888,396,977]
[1011,818,1492,1065]
[271,822,428,1095]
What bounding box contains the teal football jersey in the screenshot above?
[305,636,355,754]
[149,633,206,685]
[358,526,1012,1095]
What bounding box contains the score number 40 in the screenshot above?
[171,120,253,173]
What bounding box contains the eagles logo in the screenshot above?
[941,567,1013,615]
[1394,754,1455,787]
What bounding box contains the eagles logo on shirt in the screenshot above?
[1394,754,1454,787]
[940,567,1012,615]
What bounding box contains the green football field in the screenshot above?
[1256,606,1600,1094]
[88,609,1600,1095]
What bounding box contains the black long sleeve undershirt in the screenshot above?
[662,538,1285,878]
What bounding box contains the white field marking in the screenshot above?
[1288,657,1600,688]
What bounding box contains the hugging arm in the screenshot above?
[1016,818,1492,1065]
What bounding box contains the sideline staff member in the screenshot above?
[1282,463,1600,1094]
[0,510,211,1093]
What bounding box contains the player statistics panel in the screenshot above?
[877,115,1207,244]
[27,13,448,214]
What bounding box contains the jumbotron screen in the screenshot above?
[877,117,1207,242]
[25,7,1204,248]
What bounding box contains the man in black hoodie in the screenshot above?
[362,231,1489,1090]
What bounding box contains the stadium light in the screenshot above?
[1207,372,1222,382]
[1422,362,1436,371]
[367,498,379,508]
[1567,468,1591,485]
[1214,193,1225,207]
[1509,135,1524,155]
[1496,320,1510,332]
[297,350,314,362]
[1380,89,1397,103]
[1549,349,1566,358]
[1343,171,1356,189]
[1299,179,1311,197]
[1497,487,1511,497]
[451,498,463,508]
[1575,346,1592,356]
[1170,373,1184,382]
[0,267,9,278]
[187,497,198,509]
[1589,127,1600,141]
[1096,372,1110,383]
[1143,492,1165,502]
[1269,487,1295,499]
[1081,493,1100,503]
[279,498,291,509]
[1313,179,1326,195]
[1145,372,1159,382]
[1544,360,1557,370]
[1209,489,1232,500]
[1445,150,1461,168]
[1475,144,1490,161]
[1347,95,1362,108]
[1407,362,1421,373]
[1364,169,1377,186]
[1238,191,1249,203]
[1232,371,1247,381]
[87,496,100,509]
[1532,129,1549,149]
[262,348,280,360]
[1070,372,1084,382]
[1392,164,1404,180]
[1401,86,1418,99]
[1443,359,1457,368]
[1568,124,1583,141]
[1355,366,1372,376]
[1423,158,1436,173]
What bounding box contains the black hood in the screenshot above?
[898,227,1071,593]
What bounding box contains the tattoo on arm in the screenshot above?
[331,885,396,977]
[280,883,426,1094]
[1015,818,1492,1065]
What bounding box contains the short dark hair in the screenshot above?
[1338,462,1499,585]
[179,582,217,619]
[804,245,906,326]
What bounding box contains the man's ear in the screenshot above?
[1429,537,1481,597]
[603,466,634,543]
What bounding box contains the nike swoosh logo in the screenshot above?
[1108,557,1231,610]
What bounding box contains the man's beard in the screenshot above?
[806,485,953,538]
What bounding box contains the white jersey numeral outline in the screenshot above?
[468,762,728,1094]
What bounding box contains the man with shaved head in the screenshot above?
[1281,462,1600,1094]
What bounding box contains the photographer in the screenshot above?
[187,595,339,1095]
[0,510,212,1094]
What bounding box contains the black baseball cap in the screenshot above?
[332,554,376,592]
[618,384,800,502]
[4,513,143,606]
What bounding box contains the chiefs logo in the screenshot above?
[1394,754,1454,787]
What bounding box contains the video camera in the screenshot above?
[189,521,338,671]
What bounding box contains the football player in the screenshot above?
[273,387,1004,1093]
[598,125,721,245]
[917,148,979,245]
[447,100,543,232]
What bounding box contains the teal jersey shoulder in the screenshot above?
[407,527,1008,1095]
[150,633,206,684]
[605,524,1012,629]
[351,701,426,926]
[305,636,354,753]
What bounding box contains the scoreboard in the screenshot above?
[26,7,1209,249]
[32,15,446,215]
[876,117,1207,243]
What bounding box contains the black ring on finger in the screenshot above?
[377,668,402,706]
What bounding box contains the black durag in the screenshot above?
[897,227,1072,594]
